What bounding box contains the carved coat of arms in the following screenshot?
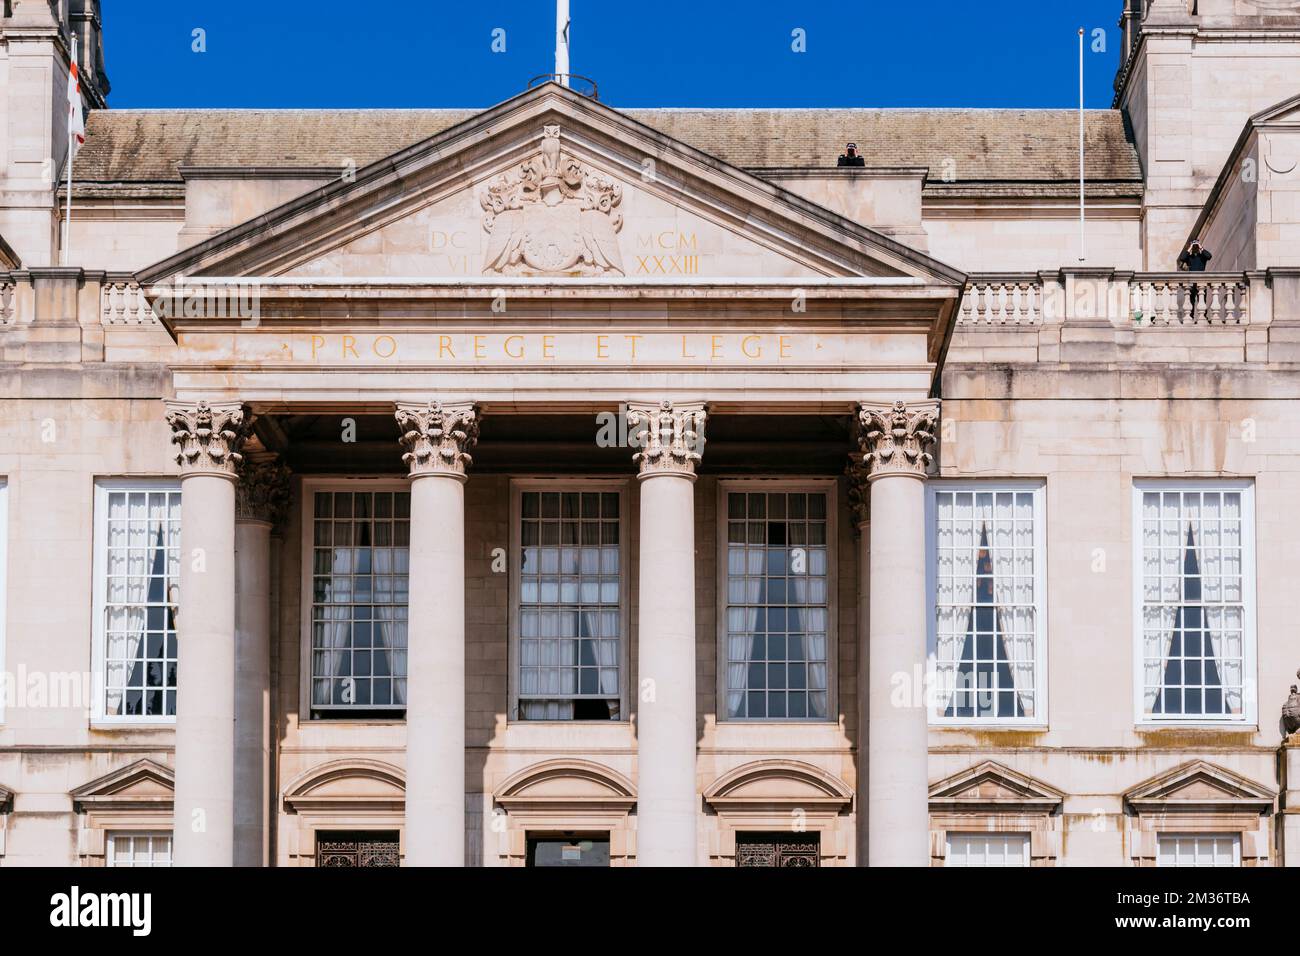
[479,125,624,276]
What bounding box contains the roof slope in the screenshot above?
[73,106,1142,192]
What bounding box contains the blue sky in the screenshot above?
[106,1,1125,109]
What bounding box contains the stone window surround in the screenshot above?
[1130,479,1258,728]
[925,479,1049,729]
[492,759,637,867]
[928,761,1064,867]
[280,758,406,867]
[702,759,854,867]
[714,477,840,725]
[296,476,412,724]
[506,477,633,724]
[89,478,182,728]
[70,758,175,867]
[1124,760,1276,868]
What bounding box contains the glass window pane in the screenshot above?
[724,489,832,720]
[517,488,622,721]
[930,487,1039,721]
[1138,487,1250,720]
[310,491,409,714]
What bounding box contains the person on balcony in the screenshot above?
[1178,239,1213,272]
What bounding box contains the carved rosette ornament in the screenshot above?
[1283,669,1300,737]
[236,457,293,527]
[856,401,940,480]
[394,401,480,479]
[164,400,252,479]
[627,401,707,478]
[479,124,625,276]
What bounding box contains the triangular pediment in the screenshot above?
[929,761,1064,810]
[71,758,174,810]
[137,83,964,287]
[1124,760,1276,812]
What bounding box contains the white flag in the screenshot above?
[68,37,85,155]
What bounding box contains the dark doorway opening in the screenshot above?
[526,833,611,867]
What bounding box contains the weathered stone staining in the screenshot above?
[0,0,1298,868]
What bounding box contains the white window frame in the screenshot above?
[106,830,174,868]
[298,477,412,723]
[945,831,1031,868]
[91,478,181,727]
[926,480,1048,728]
[0,478,7,725]
[1131,479,1257,727]
[507,478,632,723]
[1156,832,1242,868]
[715,478,839,724]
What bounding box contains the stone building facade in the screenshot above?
[0,0,1298,867]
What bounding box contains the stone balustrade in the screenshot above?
[959,276,1044,327]
[959,270,1279,329]
[0,276,13,326]
[1127,274,1249,326]
[101,275,157,325]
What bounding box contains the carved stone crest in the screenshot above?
[1284,669,1300,736]
[479,125,624,276]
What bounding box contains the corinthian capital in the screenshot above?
[395,401,480,478]
[627,401,707,478]
[857,400,939,480]
[237,456,292,526]
[164,400,252,479]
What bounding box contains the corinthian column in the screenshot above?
[233,456,290,867]
[627,400,706,866]
[165,399,252,867]
[857,400,939,867]
[395,401,479,867]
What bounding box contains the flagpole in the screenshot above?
[63,36,77,267]
[1078,28,1086,263]
[556,0,570,87]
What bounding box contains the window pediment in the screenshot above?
[1124,761,1276,814]
[702,760,853,811]
[71,759,174,812]
[282,759,406,814]
[494,759,636,811]
[928,761,1064,813]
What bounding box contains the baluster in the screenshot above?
[1209,283,1223,324]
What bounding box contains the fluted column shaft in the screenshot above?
[859,400,939,867]
[628,401,706,866]
[396,401,479,867]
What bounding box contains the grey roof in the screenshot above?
[72,106,1143,196]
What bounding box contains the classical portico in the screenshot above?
[130,83,963,867]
